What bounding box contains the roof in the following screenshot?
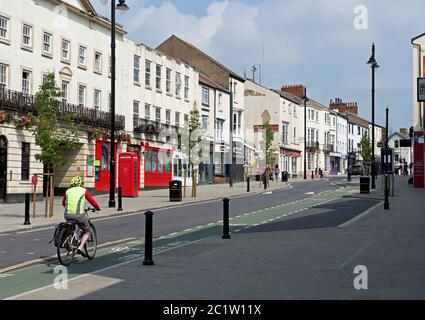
[389,131,410,141]
[157,35,245,83]
[51,0,126,33]
[342,112,370,128]
[199,73,229,93]
[306,98,329,111]
[273,90,304,105]
[412,31,425,43]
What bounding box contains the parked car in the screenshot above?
[351,164,365,176]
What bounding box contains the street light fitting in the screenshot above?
[116,0,129,11]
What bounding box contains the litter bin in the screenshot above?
[360,176,370,194]
[281,171,289,182]
[169,180,182,202]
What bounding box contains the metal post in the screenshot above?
[229,80,234,188]
[312,171,314,180]
[24,193,31,225]
[263,173,267,190]
[384,174,390,210]
[368,44,379,190]
[143,211,155,265]
[117,186,123,211]
[304,87,307,180]
[247,176,250,192]
[222,198,231,239]
[109,0,117,208]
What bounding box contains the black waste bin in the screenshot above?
[360,176,370,194]
[281,171,289,182]
[169,180,182,202]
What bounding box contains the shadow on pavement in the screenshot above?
[240,198,380,233]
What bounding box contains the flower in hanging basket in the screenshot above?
[88,127,104,141]
[0,111,8,125]
[15,113,35,130]
[116,131,131,143]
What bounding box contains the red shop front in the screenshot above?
[94,140,119,193]
[144,144,173,188]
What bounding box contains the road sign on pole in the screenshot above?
[418,78,425,102]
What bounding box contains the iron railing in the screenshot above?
[0,87,125,130]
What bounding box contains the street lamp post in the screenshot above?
[367,43,380,190]
[304,87,308,180]
[384,107,390,209]
[229,79,234,188]
[109,0,129,208]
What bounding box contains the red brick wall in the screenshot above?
[329,98,358,115]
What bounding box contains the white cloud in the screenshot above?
[93,0,425,130]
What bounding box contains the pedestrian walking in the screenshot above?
[274,165,280,181]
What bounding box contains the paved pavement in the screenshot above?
[0,178,342,271]
[3,176,421,299]
[0,179,302,234]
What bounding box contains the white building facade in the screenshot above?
[0,0,128,202]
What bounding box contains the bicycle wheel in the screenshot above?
[57,227,75,266]
[85,222,97,259]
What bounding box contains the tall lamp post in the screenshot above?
[229,79,234,188]
[303,87,308,180]
[384,107,390,209]
[367,43,380,190]
[109,0,129,208]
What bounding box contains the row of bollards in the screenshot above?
[142,197,232,266]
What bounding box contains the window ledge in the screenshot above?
[94,70,102,76]
[61,58,71,65]
[42,52,53,59]
[21,45,33,52]
[0,38,11,46]
[78,64,87,71]
[145,85,152,91]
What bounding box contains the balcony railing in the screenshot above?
[306,141,319,150]
[0,87,125,130]
[323,144,335,152]
[134,118,181,134]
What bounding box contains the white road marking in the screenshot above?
[33,239,40,242]
[183,228,192,232]
[27,252,35,255]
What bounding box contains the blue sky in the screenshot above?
[92,0,425,133]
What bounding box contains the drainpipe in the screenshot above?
[412,40,423,130]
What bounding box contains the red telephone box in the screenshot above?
[118,152,140,197]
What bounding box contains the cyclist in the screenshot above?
[62,176,100,257]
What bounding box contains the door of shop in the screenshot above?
[0,136,7,202]
[95,140,118,193]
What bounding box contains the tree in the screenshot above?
[262,120,275,186]
[33,73,80,172]
[360,136,372,174]
[188,102,201,197]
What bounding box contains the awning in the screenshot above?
[280,147,302,158]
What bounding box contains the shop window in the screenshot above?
[102,144,110,170]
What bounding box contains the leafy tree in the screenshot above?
[360,136,372,173]
[33,73,80,173]
[263,120,275,167]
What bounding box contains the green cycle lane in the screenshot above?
[0,185,358,299]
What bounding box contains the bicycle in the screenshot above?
[52,207,98,266]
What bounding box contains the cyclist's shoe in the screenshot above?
[76,246,87,258]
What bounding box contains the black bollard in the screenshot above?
[117,186,123,212]
[312,171,314,180]
[247,176,250,192]
[222,198,231,239]
[263,174,267,190]
[24,193,31,225]
[384,174,390,210]
[143,211,155,265]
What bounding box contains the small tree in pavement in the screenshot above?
[360,136,372,174]
[188,102,201,197]
[33,73,80,175]
[263,120,275,185]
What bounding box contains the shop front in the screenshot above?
[94,140,119,193]
[144,143,173,188]
[280,147,301,178]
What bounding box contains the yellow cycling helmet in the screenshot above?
[70,176,83,187]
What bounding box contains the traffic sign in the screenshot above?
[31,175,38,186]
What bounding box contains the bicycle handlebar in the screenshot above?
[84,207,96,213]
